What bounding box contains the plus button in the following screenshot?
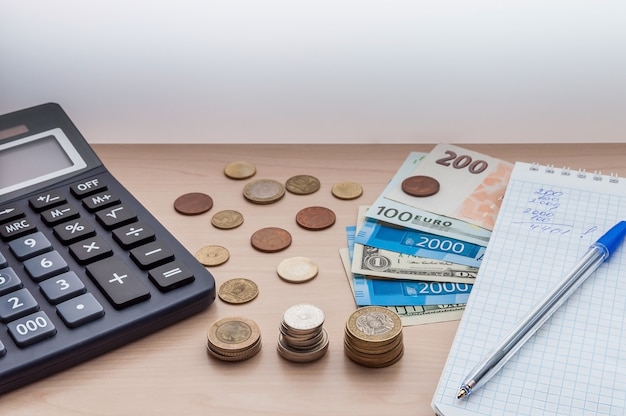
[109,272,127,285]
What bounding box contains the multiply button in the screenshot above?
[86,258,150,309]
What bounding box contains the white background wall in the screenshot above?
[1,1,625,144]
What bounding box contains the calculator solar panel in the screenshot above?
[0,103,216,394]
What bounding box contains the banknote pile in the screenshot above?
[341,144,513,326]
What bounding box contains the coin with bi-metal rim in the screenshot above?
[243,179,285,204]
[250,227,292,253]
[295,206,336,230]
[401,175,440,197]
[218,278,259,304]
[174,192,213,215]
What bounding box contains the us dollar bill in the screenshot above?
[352,243,477,284]
[386,304,465,326]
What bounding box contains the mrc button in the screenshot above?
[71,177,107,197]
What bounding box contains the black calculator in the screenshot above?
[0,103,216,394]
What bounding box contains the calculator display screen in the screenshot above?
[0,128,87,196]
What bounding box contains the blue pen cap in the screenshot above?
[596,221,626,257]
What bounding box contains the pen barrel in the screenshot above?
[463,244,608,393]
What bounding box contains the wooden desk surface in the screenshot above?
[2,143,625,416]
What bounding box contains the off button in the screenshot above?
[70,177,107,198]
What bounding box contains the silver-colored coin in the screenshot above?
[282,304,325,332]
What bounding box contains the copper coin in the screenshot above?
[224,161,257,180]
[174,192,213,215]
[295,206,336,230]
[250,227,292,253]
[243,179,285,205]
[401,175,440,197]
[331,182,363,200]
[285,174,321,195]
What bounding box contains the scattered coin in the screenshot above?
[243,179,285,205]
[285,174,321,195]
[250,227,292,253]
[331,182,363,200]
[218,278,259,304]
[296,206,336,231]
[401,175,440,197]
[195,245,230,266]
[211,209,244,229]
[343,306,404,368]
[277,257,318,283]
[207,316,262,362]
[224,161,257,180]
[174,192,213,215]
[277,304,329,363]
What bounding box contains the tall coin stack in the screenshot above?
[344,306,404,368]
[206,317,262,362]
[277,304,329,363]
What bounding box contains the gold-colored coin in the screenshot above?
[277,257,319,283]
[243,179,285,204]
[224,161,257,180]
[207,317,262,362]
[211,210,244,229]
[195,245,230,266]
[218,278,259,304]
[285,174,321,195]
[331,182,363,200]
[346,306,402,343]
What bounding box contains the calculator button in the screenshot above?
[7,311,57,347]
[69,236,113,264]
[130,241,175,270]
[40,203,80,226]
[112,222,155,249]
[0,288,39,323]
[23,251,69,282]
[0,267,23,296]
[29,191,66,212]
[52,219,96,244]
[39,271,86,304]
[70,177,107,198]
[82,191,120,212]
[0,205,24,224]
[8,231,52,260]
[0,218,37,241]
[56,293,104,328]
[0,340,5,357]
[95,204,137,230]
[86,258,151,309]
[148,262,195,292]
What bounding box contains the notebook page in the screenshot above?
[432,162,626,416]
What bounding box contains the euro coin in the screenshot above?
[250,227,292,253]
[331,182,363,200]
[211,209,244,229]
[401,175,440,197]
[174,192,213,215]
[218,278,259,304]
[224,161,257,180]
[277,256,318,283]
[295,206,336,231]
[285,174,321,195]
[195,245,230,266]
[243,179,285,204]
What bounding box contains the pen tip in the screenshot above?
[457,389,467,399]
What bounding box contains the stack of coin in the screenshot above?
[206,317,262,362]
[277,304,329,363]
[343,306,404,368]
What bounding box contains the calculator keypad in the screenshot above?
[0,175,200,352]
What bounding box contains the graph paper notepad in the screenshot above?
[432,162,626,416]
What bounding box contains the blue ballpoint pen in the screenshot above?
[457,220,626,399]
